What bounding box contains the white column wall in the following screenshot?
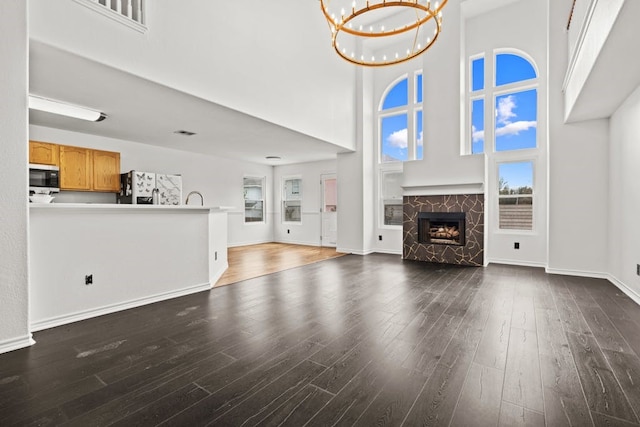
[0,0,31,354]
[29,125,274,247]
[609,85,640,301]
[273,160,337,246]
[547,0,610,276]
[337,66,375,255]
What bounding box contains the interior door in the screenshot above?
[321,174,337,247]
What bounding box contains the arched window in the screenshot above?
[379,72,423,162]
[469,51,538,154]
[469,50,539,231]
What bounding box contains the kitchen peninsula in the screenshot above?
[29,204,229,331]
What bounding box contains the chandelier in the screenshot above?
[320,0,447,67]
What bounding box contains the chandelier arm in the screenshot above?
[411,7,421,54]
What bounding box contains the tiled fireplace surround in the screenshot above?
[403,194,484,266]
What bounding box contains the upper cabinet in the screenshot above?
[55,144,121,192]
[92,149,121,192]
[29,141,59,166]
[59,145,92,191]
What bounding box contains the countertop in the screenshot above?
[29,203,235,212]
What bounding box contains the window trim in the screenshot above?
[495,158,537,233]
[465,50,539,156]
[493,48,540,88]
[379,165,404,229]
[282,175,302,224]
[243,175,266,225]
[378,71,423,163]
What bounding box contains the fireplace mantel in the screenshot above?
[402,181,484,196]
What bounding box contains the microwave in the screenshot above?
[29,163,60,193]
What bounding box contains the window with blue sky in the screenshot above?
[470,52,538,154]
[498,161,534,230]
[380,73,423,163]
[470,50,539,231]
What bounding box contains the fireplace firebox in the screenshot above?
[417,212,466,246]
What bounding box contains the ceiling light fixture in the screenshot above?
[28,95,107,122]
[320,0,447,67]
[265,156,282,160]
[174,130,197,136]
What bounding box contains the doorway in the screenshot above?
[321,174,337,247]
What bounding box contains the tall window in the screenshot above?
[379,72,423,163]
[381,170,404,226]
[498,161,533,230]
[243,176,265,223]
[469,51,538,231]
[283,177,302,223]
[469,52,538,154]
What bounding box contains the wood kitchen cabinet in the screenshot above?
[59,145,121,192]
[92,149,121,192]
[59,145,92,191]
[29,140,59,166]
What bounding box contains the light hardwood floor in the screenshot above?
[215,242,346,287]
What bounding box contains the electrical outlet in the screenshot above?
[85,274,93,285]
[514,242,520,250]
[287,229,290,234]
[379,235,383,241]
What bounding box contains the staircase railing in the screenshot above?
[73,0,147,32]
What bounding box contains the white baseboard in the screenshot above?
[0,334,35,355]
[545,268,640,307]
[374,249,403,256]
[337,247,375,255]
[30,282,212,332]
[227,239,273,248]
[487,259,547,269]
[275,239,321,247]
[211,262,229,285]
[545,267,609,280]
[607,274,640,306]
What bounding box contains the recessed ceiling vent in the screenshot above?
[174,130,196,136]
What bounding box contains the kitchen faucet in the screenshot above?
[185,191,204,206]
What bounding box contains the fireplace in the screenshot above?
[403,194,484,266]
[418,212,465,246]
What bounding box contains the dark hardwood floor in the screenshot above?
[2,254,640,426]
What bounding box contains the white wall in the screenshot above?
[0,0,32,354]
[403,0,484,189]
[29,0,356,150]
[273,160,337,246]
[29,206,222,330]
[465,0,548,266]
[609,84,640,300]
[337,67,376,255]
[547,0,610,276]
[29,125,274,247]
